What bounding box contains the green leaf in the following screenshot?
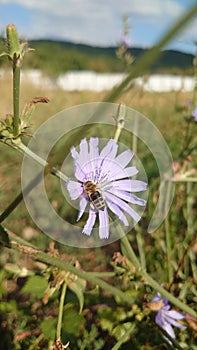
[40,317,57,341]
[21,275,48,298]
[67,274,86,313]
[111,322,135,342]
[0,300,17,313]
[62,303,85,337]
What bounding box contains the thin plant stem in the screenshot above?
[165,213,173,283]
[120,234,141,270]
[165,180,174,283]
[13,57,20,138]
[17,141,68,182]
[136,229,146,271]
[120,232,196,317]
[104,2,197,102]
[186,165,197,280]
[172,177,197,183]
[111,323,135,350]
[113,103,126,142]
[0,171,42,223]
[56,281,67,340]
[61,3,197,153]
[131,116,147,270]
[9,232,197,317]
[132,117,138,155]
[0,140,68,223]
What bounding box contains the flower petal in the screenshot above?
[100,139,118,159]
[115,149,134,167]
[155,310,165,327]
[100,159,129,182]
[151,293,162,303]
[89,137,99,160]
[107,188,146,206]
[66,180,83,200]
[162,323,175,339]
[163,311,186,329]
[166,310,185,320]
[98,208,109,239]
[79,138,89,165]
[107,200,129,226]
[82,209,96,236]
[77,197,88,221]
[76,139,101,182]
[105,192,141,222]
[72,139,91,181]
[111,179,147,192]
[124,166,139,178]
[70,145,79,161]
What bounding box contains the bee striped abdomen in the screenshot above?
[84,181,105,211]
[90,191,105,211]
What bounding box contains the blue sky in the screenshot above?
[0,0,197,54]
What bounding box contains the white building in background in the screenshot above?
[56,71,127,92]
[0,69,195,92]
[135,74,194,92]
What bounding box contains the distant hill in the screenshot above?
[0,38,194,76]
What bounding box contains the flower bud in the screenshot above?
[6,24,20,59]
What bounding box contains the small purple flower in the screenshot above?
[192,106,197,121]
[120,34,131,48]
[66,138,147,239]
[151,292,186,340]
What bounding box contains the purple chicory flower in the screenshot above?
[66,137,147,239]
[120,34,131,48]
[151,292,186,340]
[192,106,197,121]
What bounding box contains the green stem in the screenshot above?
[172,177,197,182]
[104,3,197,102]
[186,174,194,239]
[120,235,196,317]
[13,61,20,138]
[120,235,141,269]
[136,230,146,270]
[186,166,197,280]
[0,139,70,223]
[111,323,135,350]
[16,141,68,182]
[165,181,173,283]
[0,169,46,224]
[9,233,196,317]
[56,281,67,340]
[165,214,173,283]
[113,103,126,142]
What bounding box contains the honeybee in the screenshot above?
[84,181,105,211]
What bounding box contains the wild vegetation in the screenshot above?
[0,8,197,350]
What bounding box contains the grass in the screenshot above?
[0,75,196,350]
[0,76,191,243]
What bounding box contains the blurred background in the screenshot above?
[0,1,197,349]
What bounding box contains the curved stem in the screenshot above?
[120,234,196,317]
[104,3,197,102]
[56,281,67,340]
[17,142,68,182]
[0,140,68,223]
[9,232,196,317]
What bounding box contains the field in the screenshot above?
[1,13,197,348]
[1,68,197,350]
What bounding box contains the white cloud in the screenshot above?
[1,0,185,19]
[0,0,196,50]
